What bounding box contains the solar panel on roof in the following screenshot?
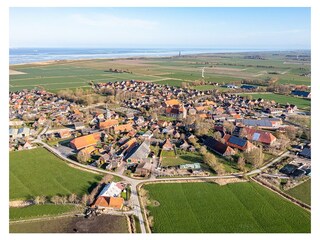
[252,133,260,141]
[229,136,247,147]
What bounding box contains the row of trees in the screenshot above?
[199,146,226,175]
[57,88,105,105]
[33,193,89,205]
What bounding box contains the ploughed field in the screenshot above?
[9,52,310,92]
[9,214,128,233]
[9,148,102,200]
[144,182,310,233]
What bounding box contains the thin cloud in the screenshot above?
[70,13,158,30]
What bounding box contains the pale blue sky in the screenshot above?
[10,8,310,49]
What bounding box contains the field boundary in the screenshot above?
[251,176,311,212]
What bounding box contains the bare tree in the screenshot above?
[212,131,222,141]
[33,196,41,205]
[50,195,60,205]
[39,196,47,205]
[223,121,235,134]
[68,193,78,204]
[237,157,246,172]
[81,194,89,206]
[199,146,207,155]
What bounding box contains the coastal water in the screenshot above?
[9,48,263,65]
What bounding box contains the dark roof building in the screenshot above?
[299,147,311,159]
[291,90,311,98]
[203,136,235,156]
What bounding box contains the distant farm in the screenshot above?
[9,52,310,92]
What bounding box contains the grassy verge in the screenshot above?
[10,204,81,221]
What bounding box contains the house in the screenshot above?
[291,90,311,98]
[74,122,85,130]
[70,132,100,150]
[299,147,311,159]
[164,99,181,107]
[93,196,124,210]
[125,140,150,163]
[78,146,96,156]
[241,127,277,145]
[17,127,30,138]
[58,129,71,138]
[179,140,191,151]
[9,128,18,139]
[114,123,133,134]
[203,136,235,156]
[162,139,174,151]
[99,119,119,129]
[223,134,256,152]
[142,130,153,139]
[99,182,124,197]
[241,85,258,90]
[135,161,153,176]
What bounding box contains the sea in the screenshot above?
[10,48,267,65]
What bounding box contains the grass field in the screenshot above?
[285,179,311,205]
[10,204,81,221]
[10,52,310,92]
[9,214,128,233]
[240,93,311,109]
[144,182,310,233]
[10,148,102,200]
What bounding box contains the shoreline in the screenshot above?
[9,49,309,67]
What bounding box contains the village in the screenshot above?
[9,80,311,221]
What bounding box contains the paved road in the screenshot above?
[33,135,289,234]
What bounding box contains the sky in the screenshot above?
[9,7,311,49]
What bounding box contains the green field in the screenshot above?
[240,93,311,109]
[10,204,80,221]
[10,52,310,92]
[10,148,102,200]
[144,182,310,233]
[285,179,311,205]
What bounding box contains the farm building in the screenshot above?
[223,134,256,152]
[99,119,119,129]
[291,90,311,98]
[203,136,235,156]
[241,85,258,90]
[93,196,124,210]
[125,140,150,163]
[99,182,124,198]
[241,127,277,145]
[239,118,282,129]
[70,132,100,150]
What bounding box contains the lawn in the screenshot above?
[144,182,310,233]
[285,179,311,205]
[10,148,103,200]
[240,93,311,109]
[161,151,202,167]
[10,204,81,221]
